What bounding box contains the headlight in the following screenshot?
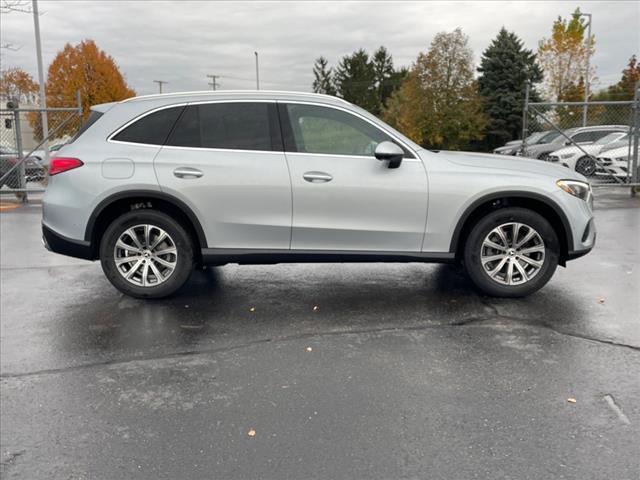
[556,179,591,201]
[560,153,575,159]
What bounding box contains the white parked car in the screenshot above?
[546,131,629,176]
[595,144,639,180]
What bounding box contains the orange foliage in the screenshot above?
[0,67,39,100]
[46,39,136,120]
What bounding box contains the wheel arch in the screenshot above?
[450,191,573,265]
[85,190,207,259]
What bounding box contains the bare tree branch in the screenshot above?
[0,0,33,14]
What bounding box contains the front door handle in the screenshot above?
[303,171,333,183]
[173,167,203,179]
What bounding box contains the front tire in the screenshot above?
[100,210,194,299]
[463,207,559,297]
[575,156,596,176]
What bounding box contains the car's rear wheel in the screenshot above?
[575,156,596,176]
[463,207,559,297]
[100,210,194,298]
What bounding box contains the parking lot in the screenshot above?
[1,190,639,479]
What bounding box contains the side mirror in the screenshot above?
[374,141,404,169]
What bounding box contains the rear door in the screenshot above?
[153,101,292,249]
[279,102,428,252]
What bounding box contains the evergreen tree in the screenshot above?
[312,56,335,95]
[477,28,543,149]
[334,49,377,113]
[372,46,395,113]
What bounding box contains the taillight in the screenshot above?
[49,157,83,176]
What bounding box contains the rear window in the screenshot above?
[112,106,184,145]
[69,110,103,143]
[167,102,276,151]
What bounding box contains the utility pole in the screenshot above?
[254,51,260,90]
[206,74,220,91]
[579,12,592,127]
[32,0,49,165]
[153,80,168,94]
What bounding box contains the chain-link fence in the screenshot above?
[519,85,639,188]
[0,96,82,201]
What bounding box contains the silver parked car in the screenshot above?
[493,131,551,156]
[522,125,629,161]
[43,91,596,298]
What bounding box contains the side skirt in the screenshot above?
[201,248,455,266]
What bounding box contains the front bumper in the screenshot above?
[42,223,94,260]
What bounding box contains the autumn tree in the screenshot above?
[538,8,595,101]
[477,28,543,149]
[595,55,640,100]
[383,29,487,150]
[0,67,39,101]
[312,56,335,95]
[35,39,135,137]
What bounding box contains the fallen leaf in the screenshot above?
[247,429,256,437]
[306,347,313,352]
[597,298,605,304]
[567,398,577,403]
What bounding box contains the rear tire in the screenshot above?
[463,207,559,297]
[100,210,194,299]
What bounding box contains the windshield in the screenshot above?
[539,131,562,143]
[595,132,625,145]
[526,131,546,144]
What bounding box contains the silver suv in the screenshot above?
[43,91,596,298]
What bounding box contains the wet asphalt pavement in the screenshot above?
[1,190,639,479]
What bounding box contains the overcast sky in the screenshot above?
[1,1,638,96]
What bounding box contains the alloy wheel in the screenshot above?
[114,224,178,287]
[480,222,545,286]
[576,157,596,176]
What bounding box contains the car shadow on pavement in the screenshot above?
[50,263,590,362]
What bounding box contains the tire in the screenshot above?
[463,207,559,297]
[100,210,194,299]
[575,156,596,177]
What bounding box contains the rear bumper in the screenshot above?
[42,223,94,260]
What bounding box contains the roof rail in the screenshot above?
[120,90,350,105]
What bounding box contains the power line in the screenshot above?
[153,80,168,93]
[206,74,220,91]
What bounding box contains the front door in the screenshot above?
[279,102,428,252]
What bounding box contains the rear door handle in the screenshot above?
[303,171,333,183]
[173,167,203,179]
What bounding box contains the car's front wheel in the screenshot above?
[100,210,194,298]
[575,156,596,176]
[463,207,559,297]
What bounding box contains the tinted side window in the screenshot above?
[571,131,596,143]
[283,103,400,156]
[167,102,276,151]
[112,106,184,145]
[590,130,615,142]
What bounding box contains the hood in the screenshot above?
[598,145,637,159]
[494,144,520,153]
[600,141,631,154]
[550,144,601,157]
[431,150,585,180]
